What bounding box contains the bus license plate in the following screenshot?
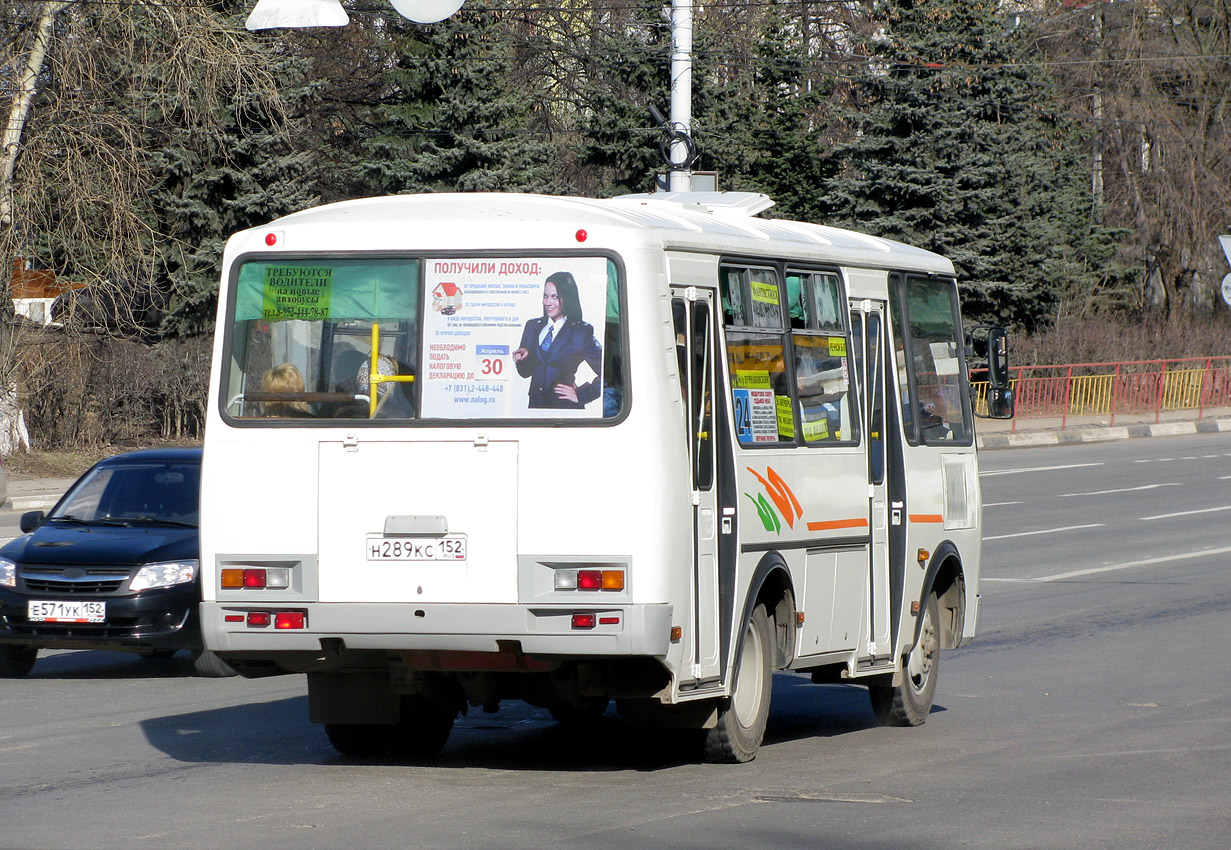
[365,536,467,562]
[28,600,106,623]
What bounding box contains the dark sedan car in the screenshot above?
[0,448,232,678]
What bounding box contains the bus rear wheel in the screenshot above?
[325,723,389,758]
[704,603,773,763]
[869,593,940,726]
[387,695,455,759]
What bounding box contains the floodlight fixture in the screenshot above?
[389,0,465,24]
[246,0,350,31]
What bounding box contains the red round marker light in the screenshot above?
[575,229,587,243]
[265,232,278,246]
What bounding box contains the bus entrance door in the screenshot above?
[673,290,722,687]
[851,300,894,665]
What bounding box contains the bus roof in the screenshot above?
[241,192,955,276]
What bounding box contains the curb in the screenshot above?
[977,416,1231,449]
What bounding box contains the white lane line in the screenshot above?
[1020,545,1231,583]
[983,501,1022,507]
[1059,483,1182,498]
[980,462,1104,478]
[1141,505,1231,521]
[983,523,1104,541]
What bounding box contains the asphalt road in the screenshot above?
[1,433,1229,849]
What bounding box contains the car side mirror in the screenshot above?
[20,511,45,533]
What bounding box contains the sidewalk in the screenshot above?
[974,405,1231,449]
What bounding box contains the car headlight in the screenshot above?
[0,556,15,588]
[129,560,198,592]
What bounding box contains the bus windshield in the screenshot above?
[222,255,624,423]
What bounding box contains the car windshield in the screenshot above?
[50,461,200,527]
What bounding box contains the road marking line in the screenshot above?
[1141,505,1231,521]
[980,462,1103,478]
[1059,483,1181,498]
[1029,546,1231,578]
[983,523,1104,541]
[983,501,1022,507]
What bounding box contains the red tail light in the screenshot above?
[275,611,306,630]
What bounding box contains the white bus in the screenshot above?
[200,191,1013,763]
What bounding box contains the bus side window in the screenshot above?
[602,260,625,418]
[691,302,714,489]
[720,264,794,446]
[719,267,741,325]
[791,271,857,445]
[895,276,973,445]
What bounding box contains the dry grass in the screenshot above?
[1016,313,1231,367]
[4,439,199,480]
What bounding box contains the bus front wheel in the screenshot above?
[869,593,940,726]
[704,603,773,763]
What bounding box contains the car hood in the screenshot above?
[0,524,197,566]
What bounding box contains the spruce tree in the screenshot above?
[367,2,557,194]
[691,7,838,221]
[573,0,670,196]
[823,0,1090,329]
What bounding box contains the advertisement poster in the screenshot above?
[421,257,608,419]
[732,371,779,443]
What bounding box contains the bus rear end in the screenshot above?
[199,196,690,757]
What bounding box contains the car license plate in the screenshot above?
[365,535,467,562]
[28,600,106,623]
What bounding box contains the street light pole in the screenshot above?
[668,0,693,192]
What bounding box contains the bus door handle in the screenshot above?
[891,501,904,526]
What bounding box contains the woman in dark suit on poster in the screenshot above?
[512,271,603,409]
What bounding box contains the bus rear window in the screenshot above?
[223,256,624,423]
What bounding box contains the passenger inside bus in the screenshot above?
[327,349,415,419]
[260,363,313,418]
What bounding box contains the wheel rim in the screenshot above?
[906,603,937,693]
[732,619,765,725]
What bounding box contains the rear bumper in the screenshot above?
[203,601,673,658]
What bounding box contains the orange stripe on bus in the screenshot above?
[805,518,869,531]
[909,514,944,524]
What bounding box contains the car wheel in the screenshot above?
[191,649,238,678]
[0,645,38,678]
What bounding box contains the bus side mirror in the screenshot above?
[968,325,1014,420]
[985,326,1010,389]
[968,325,1011,388]
[984,386,1015,420]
